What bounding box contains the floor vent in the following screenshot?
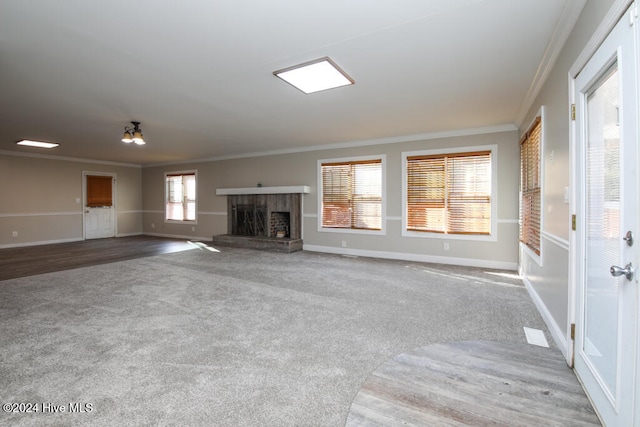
[524,327,549,347]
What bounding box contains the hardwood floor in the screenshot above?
[0,236,196,281]
[346,341,601,426]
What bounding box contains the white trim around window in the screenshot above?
[519,106,544,266]
[317,154,386,235]
[402,144,498,241]
[164,170,198,224]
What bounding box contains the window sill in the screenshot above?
[519,242,542,267]
[318,227,385,236]
[402,229,496,242]
[165,219,198,225]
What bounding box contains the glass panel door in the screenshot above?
[573,7,638,425]
[584,65,620,397]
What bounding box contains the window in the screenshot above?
[520,117,541,255]
[165,171,197,222]
[86,175,113,207]
[405,149,492,235]
[320,157,383,231]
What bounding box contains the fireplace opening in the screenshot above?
[270,212,290,238]
[232,204,267,237]
[224,193,301,241]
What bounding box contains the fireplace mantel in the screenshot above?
[216,186,310,196]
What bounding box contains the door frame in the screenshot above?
[82,171,117,239]
[568,1,639,424]
[635,2,640,418]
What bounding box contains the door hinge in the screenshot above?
[571,214,576,231]
[571,104,576,120]
[630,3,638,26]
[571,323,576,340]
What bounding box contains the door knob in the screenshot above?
[610,263,634,281]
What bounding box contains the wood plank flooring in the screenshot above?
[346,341,601,426]
[0,236,196,281]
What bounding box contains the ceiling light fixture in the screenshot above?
[122,121,145,145]
[16,139,60,149]
[273,57,354,94]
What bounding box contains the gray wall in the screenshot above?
[142,129,520,269]
[0,153,143,247]
[518,0,616,359]
[1,129,520,269]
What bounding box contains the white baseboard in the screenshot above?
[0,237,83,249]
[143,232,213,241]
[116,232,144,237]
[521,273,570,363]
[303,244,518,270]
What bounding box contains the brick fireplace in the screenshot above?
[270,211,290,238]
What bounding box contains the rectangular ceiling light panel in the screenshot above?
[274,57,354,94]
[16,139,60,149]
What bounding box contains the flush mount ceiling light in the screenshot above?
[16,139,59,149]
[273,57,354,94]
[121,121,145,145]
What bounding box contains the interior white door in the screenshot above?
[84,207,114,239]
[83,173,116,239]
[574,5,639,426]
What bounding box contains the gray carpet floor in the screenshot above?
[1,247,552,426]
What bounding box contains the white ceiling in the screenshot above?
[0,0,581,166]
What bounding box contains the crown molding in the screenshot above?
[144,124,517,168]
[0,150,141,168]
[515,0,588,127]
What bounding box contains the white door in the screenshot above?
[85,207,114,239]
[83,173,116,239]
[574,5,639,426]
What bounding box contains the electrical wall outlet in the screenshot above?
[341,240,347,248]
[443,242,450,251]
[12,231,18,238]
